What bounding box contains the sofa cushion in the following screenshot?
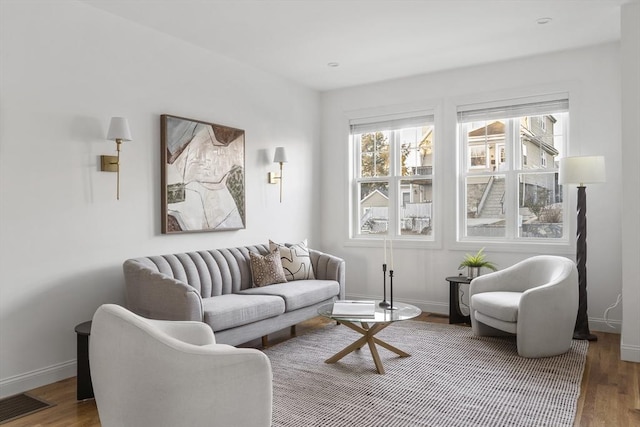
[249,249,287,287]
[474,311,518,334]
[202,294,285,331]
[239,280,339,312]
[269,239,315,281]
[471,291,522,322]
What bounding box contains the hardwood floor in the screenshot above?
[3,313,639,427]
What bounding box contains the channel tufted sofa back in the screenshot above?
[125,245,271,298]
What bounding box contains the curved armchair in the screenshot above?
[89,304,272,427]
[469,255,578,358]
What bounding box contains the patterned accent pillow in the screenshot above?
[269,239,316,281]
[249,248,287,287]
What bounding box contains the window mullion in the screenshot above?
[351,135,359,237]
[389,131,399,238]
[459,124,470,238]
[504,119,517,239]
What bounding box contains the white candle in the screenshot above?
[390,239,394,270]
[384,238,387,265]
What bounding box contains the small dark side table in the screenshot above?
[74,320,94,400]
[446,276,472,324]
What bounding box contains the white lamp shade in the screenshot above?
[107,117,132,141]
[273,147,287,163]
[559,156,606,185]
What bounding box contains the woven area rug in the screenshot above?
[264,320,588,427]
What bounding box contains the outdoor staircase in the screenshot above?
[479,177,505,218]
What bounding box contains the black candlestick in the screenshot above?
[388,269,396,310]
[379,264,391,308]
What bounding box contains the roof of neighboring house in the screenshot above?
[360,189,389,206]
[469,121,505,136]
[468,120,559,156]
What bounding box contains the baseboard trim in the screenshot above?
[0,360,76,399]
[589,317,622,334]
[620,342,640,363]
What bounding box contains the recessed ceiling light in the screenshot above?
[537,17,552,25]
[327,62,340,68]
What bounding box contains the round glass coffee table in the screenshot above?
[318,301,421,374]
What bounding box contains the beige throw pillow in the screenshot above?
[269,239,315,281]
[249,248,287,287]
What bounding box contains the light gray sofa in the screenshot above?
[123,244,345,346]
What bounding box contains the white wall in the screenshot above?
[0,0,321,396]
[620,1,640,362]
[320,43,627,341]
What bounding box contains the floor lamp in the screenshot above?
[559,156,606,341]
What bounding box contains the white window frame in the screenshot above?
[349,111,436,242]
[456,95,569,244]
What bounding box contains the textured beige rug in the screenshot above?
[264,320,588,427]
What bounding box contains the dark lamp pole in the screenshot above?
[573,185,597,341]
[559,155,606,342]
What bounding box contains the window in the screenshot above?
[538,116,547,132]
[351,113,435,239]
[457,96,568,242]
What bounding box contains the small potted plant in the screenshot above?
[458,248,497,279]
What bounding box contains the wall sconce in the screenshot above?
[268,147,287,202]
[100,117,132,200]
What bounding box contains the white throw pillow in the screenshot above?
[269,239,316,281]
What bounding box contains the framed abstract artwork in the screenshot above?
[161,114,245,233]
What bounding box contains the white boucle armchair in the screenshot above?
[89,304,272,427]
[469,255,579,358]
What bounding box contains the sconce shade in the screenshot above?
[559,156,606,185]
[106,117,132,141]
[273,147,288,163]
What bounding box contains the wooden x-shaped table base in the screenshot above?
[325,320,410,374]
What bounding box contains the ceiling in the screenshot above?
[83,0,630,91]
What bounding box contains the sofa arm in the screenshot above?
[310,249,346,299]
[123,260,204,322]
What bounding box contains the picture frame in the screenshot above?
[161,114,245,233]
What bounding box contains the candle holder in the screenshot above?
[387,269,397,310]
[379,263,391,308]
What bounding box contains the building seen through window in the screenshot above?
[351,114,434,239]
[458,98,568,241]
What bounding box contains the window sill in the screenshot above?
[451,239,573,255]
[345,237,441,250]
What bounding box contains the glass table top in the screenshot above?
[318,301,421,323]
